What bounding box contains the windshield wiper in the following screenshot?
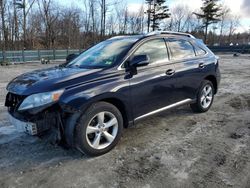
[58,63,66,68]
[64,64,81,68]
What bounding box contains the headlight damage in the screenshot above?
[18,89,64,111]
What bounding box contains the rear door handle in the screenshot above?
[199,63,205,69]
[166,69,175,76]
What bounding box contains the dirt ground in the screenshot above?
[0,55,250,188]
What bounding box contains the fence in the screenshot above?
[1,45,250,63]
[0,49,82,63]
[208,45,250,54]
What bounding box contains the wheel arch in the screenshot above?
[100,97,130,128]
[64,95,131,147]
[204,75,218,94]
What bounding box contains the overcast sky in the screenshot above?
[59,0,250,33]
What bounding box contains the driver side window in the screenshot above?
[133,38,169,65]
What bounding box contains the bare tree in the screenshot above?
[171,5,192,32]
[1,0,249,51]
[89,0,96,33]
[0,0,7,60]
[14,0,36,48]
[38,0,59,49]
[114,1,126,33]
[60,7,81,48]
[100,0,106,36]
[218,6,230,45]
[135,5,145,33]
[81,0,90,33]
[27,11,43,49]
[146,0,153,32]
[13,0,19,46]
[228,14,240,43]
[123,7,128,34]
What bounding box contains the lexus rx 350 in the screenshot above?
[5,31,220,156]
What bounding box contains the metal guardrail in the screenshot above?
[0,49,82,63]
[208,45,250,54]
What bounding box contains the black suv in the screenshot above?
[5,31,220,156]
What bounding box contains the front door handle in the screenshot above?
[166,69,175,76]
[199,63,205,69]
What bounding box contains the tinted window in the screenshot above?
[194,45,207,56]
[133,38,168,64]
[168,39,196,60]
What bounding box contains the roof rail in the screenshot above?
[109,35,128,40]
[145,31,196,39]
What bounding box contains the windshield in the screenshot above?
[66,38,138,69]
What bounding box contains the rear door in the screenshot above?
[166,37,205,101]
[128,38,178,119]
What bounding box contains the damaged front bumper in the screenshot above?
[8,110,57,135]
[5,91,80,146]
[5,92,61,135]
[8,113,38,135]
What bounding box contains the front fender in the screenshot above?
[59,78,131,146]
[62,92,131,147]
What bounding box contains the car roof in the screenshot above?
[109,31,196,43]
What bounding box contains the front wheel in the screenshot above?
[190,80,214,113]
[75,102,123,156]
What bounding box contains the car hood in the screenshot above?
[7,66,102,95]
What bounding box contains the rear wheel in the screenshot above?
[190,80,214,113]
[75,102,123,156]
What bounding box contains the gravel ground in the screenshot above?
[0,55,250,188]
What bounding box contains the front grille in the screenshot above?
[5,92,26,112]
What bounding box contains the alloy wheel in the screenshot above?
[86,111,118,150]
[200,84,213,109]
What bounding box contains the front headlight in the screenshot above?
[18,89,64,111]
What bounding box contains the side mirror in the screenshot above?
[130,54,150,67]
[66,53,79,63]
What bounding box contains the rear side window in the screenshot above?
[133,38,169,64]
[167,39,196,60]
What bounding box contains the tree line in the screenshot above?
[0,0,249,53]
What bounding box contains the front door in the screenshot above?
[128,38,177,119]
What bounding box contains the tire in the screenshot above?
[75,102,123,156]
[190,80,214,113]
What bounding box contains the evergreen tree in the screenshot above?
[146,0,170,31]
[194,0,222,43]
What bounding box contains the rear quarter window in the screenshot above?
[194,45,207,56]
